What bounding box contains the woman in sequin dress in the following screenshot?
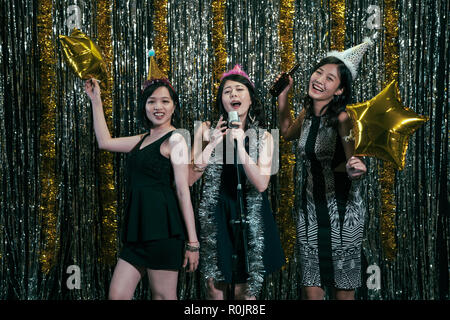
[277,56,367,300]
[189,65,285,300]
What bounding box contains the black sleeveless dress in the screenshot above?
[212,141,285,284]
[119,131,187,270]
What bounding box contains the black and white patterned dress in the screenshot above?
[297,113,365,289]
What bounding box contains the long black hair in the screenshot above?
[215,74,266,128]
[138,81,181,129]
[303,56,353,128]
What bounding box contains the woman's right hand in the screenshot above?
[84,78,102,104]
[208,115,227,148]
[276,72,294,98]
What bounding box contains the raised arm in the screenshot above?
[277,74,304,141]
[188,117,227,186]
[85,79,142,153]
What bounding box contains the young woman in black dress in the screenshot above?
[189,65,285,300]
[85,75,199,300]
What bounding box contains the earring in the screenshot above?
[248,110,256,123]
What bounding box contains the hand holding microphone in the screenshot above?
[227,111,241,128]
[208,111,244,148]
[207,112,241,149]
[208,115,227,147]
[227,111,245,148]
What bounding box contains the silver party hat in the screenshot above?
[326,37,374,80]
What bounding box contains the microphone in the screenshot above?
[228,111,240,129]
[228,111,240,166]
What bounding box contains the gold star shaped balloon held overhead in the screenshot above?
[59,28,108,89]
[346,80,428,170]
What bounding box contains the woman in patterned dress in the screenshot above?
[277,56,367,300]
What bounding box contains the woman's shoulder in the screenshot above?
[260,129,272,141]
[165,130,189,149]
[337,110,350,121]
[336,110,353,134]
[337,110,352,127]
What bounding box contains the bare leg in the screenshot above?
[302,286,325,300]
[234,283,256,300]
[109,258,145,300]
[332,288,355,300]
[147,269,179,300]
[206,278,227,300]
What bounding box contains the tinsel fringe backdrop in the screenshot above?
[0,0,448,300]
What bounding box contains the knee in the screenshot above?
[149,281,177,300]
[334,290,355,300]
[234,285,255,300]
[235,292,256,300]
[302,287,325,300]
[108,285,133,300]
[151,291,178,300]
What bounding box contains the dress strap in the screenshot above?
[141,132,151,140]
[158,130,175,143]
[150,130,175,148]
[134,132,151,149]
[132,130,175,152]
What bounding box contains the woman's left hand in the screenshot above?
[183,249,199,273]
[228,124,245,146]
[346,156,367,180]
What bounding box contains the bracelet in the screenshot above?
[191,160,207,172]
[185,242,200,252]
[342,130,355,142]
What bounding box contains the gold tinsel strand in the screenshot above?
[38,0,60,274]
[97,0,117,265]
[277,0,297,262]
[380,0,399,261]
[211,0,227,114]
[153,0,170,76]
[380,161,397,260]
[329,0,346,51]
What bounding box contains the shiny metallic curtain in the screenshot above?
[0,0,448,300]
[1,0,42,299]
[389,0,448,299]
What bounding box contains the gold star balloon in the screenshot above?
[346,80,428,170]
[59,28,108,88]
